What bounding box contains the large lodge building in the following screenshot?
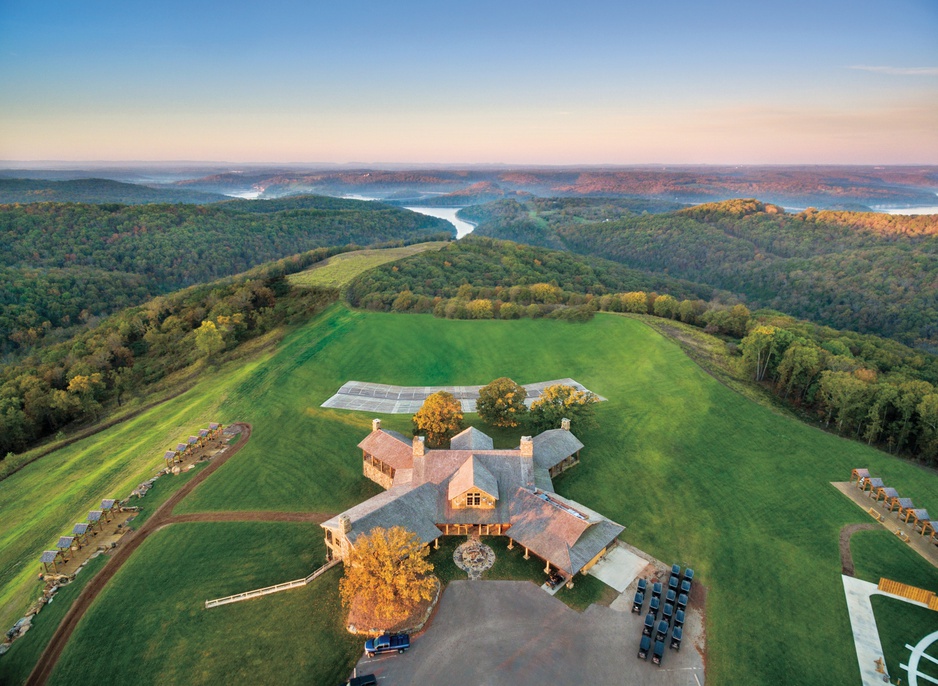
[322,419,624,581]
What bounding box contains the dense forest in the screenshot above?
[0,178,228,204]
[346,236,718,314]
[469,198,938,350]
[0,247,347,463]
[0,196,452,354]
[345,236,938,464]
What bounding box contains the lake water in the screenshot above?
[404,206,476,238]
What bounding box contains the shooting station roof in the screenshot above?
[867,478,885,489]
[73,523,89,535]
[209,422,220,429]
[188,435,198,444]
[880,487,900,499]
[101,499,117,509]
[40,551,59,564]
[88,510,103,522]
[910,509,931,521]
[199,429,209,437]
[177,443,188,451]
[56,536,74,549]
[164,451,176,460]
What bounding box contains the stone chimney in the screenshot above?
[413,435,426,457]
[520,436,533,458]
[339,514,351,534]
[561,418,571,431]
[372,418,382,432]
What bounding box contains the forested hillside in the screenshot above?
[0,178,228,204]
[0,196,452,354]
[470,198,938,349]
[0,247,345,461]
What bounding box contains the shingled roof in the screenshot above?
[358,429,414,471]
[450,426,494,451]
[322,483,442,547]
[532,429,584,470]
[507,488,625,576]
[448,456,499,501]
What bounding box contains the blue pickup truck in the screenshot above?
[364,633,410,657]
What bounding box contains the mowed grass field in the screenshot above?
[286,242,448,289]
[4,307,938,685]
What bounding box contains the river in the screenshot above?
[404,206,476,238]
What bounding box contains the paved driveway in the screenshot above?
[354,580,705,686]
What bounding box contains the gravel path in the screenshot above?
[840,522,878,576]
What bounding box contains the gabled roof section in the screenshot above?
[322,483,442,547]
[448,456,499,501]
[532,429,584,470]
[450,426,494,451]
[358,429,414,471]
[508,488,624,576]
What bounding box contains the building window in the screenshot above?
[325,529,332,543]
[466,492,482,507]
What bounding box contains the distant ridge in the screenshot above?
[0,178,229,205]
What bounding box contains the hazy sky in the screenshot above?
[1,0,936,164]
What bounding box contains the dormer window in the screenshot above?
[466,492,482,507]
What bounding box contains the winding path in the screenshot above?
[25,423,335,686]
[840,522,878,576]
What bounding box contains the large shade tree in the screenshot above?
[339,526,437,622]
[528,384,598,433]
[412,391,464,447]
[477,377,528,427]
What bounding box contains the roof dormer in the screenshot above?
[448,456,498,509]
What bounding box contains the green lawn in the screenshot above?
[851,529,938,682]
[48,522,361,686]
[6,308,938,685]
[286,242,448,289]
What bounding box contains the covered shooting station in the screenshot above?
[906,508,931,532]
[188,435,200,450]
[874,487,899,505]
[56,536,74,562]
[40,550,63,575]
[198,428,209,443]
[850,468,871,484]
[87,510,104,533]
[101,498,118,521]
[176,442,189,457]
[71,522,91,548]
[862,477,884,494]
[163,450,178,466]
[208,422,222,438]
[894,498,916,517]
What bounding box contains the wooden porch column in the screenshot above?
[435,538,440,549]
[523,547,529,560]
[544,561,551,573]
[507,538,513,550]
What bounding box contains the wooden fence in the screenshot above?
[205,558,340,609]
[877,578,938,610]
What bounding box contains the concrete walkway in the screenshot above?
[589,546,650,593]
[842,575,891,686]
[321,378,605,413]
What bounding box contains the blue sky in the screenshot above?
[1,0,936,163]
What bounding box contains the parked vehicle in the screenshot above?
[631,591,645,613]
[652,582,662,600]
[637,578,648,594]
[652,640,665,666]
[680,579,692,595]
[671,563,681,577]
[655,620,669,642]
[364,633,410,657]
[345,676,378,686]
[683,568,695,584]
[638,635,651,660]
[662,603,674,624]
[666,589,676,605]
[649,596,660,617]
[674,609,685,629]
[670,626,683,651]
[668,575,679,592]
[643,612,655,636]
[677,593,688,611]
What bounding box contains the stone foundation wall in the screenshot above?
[363,460,393,490]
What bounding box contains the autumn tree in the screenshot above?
[477,377,528,427]
[413,391,464,447]
[527,384,597,433]
[339,526,437,622]
[194,320,225,358]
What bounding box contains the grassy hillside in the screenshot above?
[4,308,938,684]
[287,241,449,289]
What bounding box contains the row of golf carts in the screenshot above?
[632,564,694,666]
